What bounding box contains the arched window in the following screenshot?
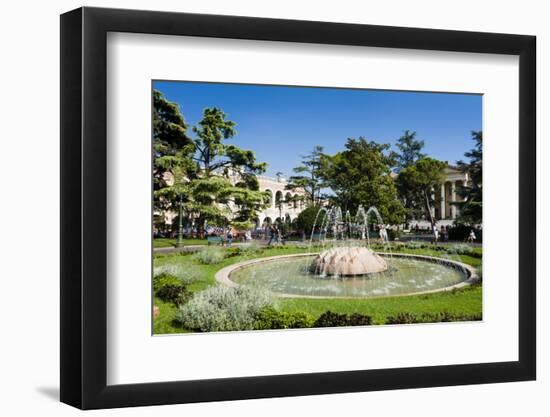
[264,189,273,206]
[275,191,283,206]
[285,192,292,208]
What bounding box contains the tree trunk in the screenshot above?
[423,190,435,228]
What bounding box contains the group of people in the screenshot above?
[431,225,477,243]
[266,225,285,246]
[431,224,449,243]
[209,229,252,247]
[209,223,479,247]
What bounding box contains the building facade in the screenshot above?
[432,166,470,223]
[254,175,307,228]
[156,172,308,232]
[156,166,469,231]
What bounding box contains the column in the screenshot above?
[440,183,446,220]
[451,182,457,219]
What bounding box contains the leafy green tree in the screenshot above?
[153,90,191,150]
[231,174,267,230]
[295,205,323,235]
[286,146,328,205]
[394,130,426,170]
[187,107,269,233]
[455,131,482,225]
[396,157,446,227]
[322,138,405,224]
[152,90,194,231]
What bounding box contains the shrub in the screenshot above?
[443,244,482,259]
[385,312,422,324]
[405,241,427,250]
[347,313,374,326]
[254,307,314,330]
[314,311,373,328]
[386,311,482,325]
[153,263,204,284]
[295,205,324,235]
[446,243,475,256]
[192,247,226,265]
[234,243,263,256]
[176,286,273,332]
[153,272,192,306]
[223,244,263,259]
[387,229,401,241]
[153,272,181,292]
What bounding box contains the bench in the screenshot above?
[207,236,224,245]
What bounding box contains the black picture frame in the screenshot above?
[60,6,536,410]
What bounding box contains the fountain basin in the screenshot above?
[215,252,479,299]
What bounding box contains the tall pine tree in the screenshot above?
[455,131,482,225]
[286,145,328,206]
[394,130,426,170]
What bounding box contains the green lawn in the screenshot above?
[153,238,208,248]
[279,285,481,324]
[153,297,182,334]
[154,245,311,293]
[153,243,482,333]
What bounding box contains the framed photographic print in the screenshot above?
[60,6,536,410]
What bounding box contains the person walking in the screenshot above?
[277,226,286,246]
[432,224,439,244]
[274,225,281,245]
[226,229,233,247]
[379,225,388,244]
[467,229,477,243]
[267,225,276,246]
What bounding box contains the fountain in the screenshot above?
[215,205,479,299]
[313,247,388,276]
[307,205,392,277]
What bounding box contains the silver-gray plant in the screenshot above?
[176,286,273,332]
[446,243,475,255]
[192,247,226,265]
[153,263,204,284]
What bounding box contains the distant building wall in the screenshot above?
[254,175,307,228]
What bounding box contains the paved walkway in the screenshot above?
[153,240,275,254]
[153,238,481,253]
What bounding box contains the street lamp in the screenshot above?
[176,194,184,247]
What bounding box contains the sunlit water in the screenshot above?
[230,255,468,298]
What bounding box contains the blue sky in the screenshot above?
[153,81,482,177]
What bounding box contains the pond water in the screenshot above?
[229,255,469,298]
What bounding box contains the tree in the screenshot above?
[455,131,482,225]
[187,107,269,234]
[322,138,405,224]
[153,90,191,150]
[152,90,194,232]
[286,146,328,205]
[295,205,323,235]
[231,174,267,230]
[394,130,426,170]
[396,157,446,227]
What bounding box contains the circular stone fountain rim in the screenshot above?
[215,252,480,299]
